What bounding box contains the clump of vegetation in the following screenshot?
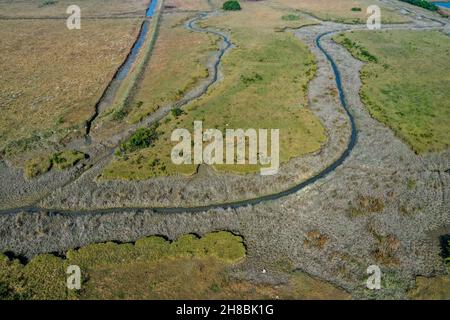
[336,35,378,63]
[3,135,42,158]
[223,0,241,11]
[399,0,438,11]
[240,72,263,86]
[348,195,384,217]
[24,150,86,178]
[24,156,52,178]
[351,7,362,12]
[446,240,450,273]
[282,13,301,21]
[103,4,326,180]
[118,124,159,154]
[0,231,245,300]
[112,101,143,121]
[334,30,450,153]
[51,151,86,170]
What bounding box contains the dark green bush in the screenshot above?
[223,0,241,11]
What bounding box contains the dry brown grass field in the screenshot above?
[0,0,149,18]
[0,19,141,160]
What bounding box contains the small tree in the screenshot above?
[223,0,241,11]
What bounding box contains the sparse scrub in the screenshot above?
[24,150,85,178]
[335,35,378,63]
[103,3,325,179]
[372,234,400,266]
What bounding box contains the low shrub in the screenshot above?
[24,156,52,178]
[118,124,159,154]
[223,0,241,11]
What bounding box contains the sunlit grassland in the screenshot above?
[164,0,212,11]
[0,0,149,18]
[0,19,141,160]
[0,231,246,299]
[102,2,326,180]
[271,0,409,24]
[0,231,350,300]
[125,12,220,124]
[334,30,450,153]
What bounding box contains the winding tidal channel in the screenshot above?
[3,3,360,216]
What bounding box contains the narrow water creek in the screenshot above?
[85,0,158,138]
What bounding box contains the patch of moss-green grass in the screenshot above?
[334,30,450,153]
[51,150,86,170]
[24,155,52,178]
[223,0,241,11]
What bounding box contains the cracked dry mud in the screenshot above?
[0,2,449,299]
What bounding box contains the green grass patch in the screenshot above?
[282,13,301,21]
[399,0,438,11]
[102,3,326,180]
[334,30,450,153]
[0,231,245,300]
